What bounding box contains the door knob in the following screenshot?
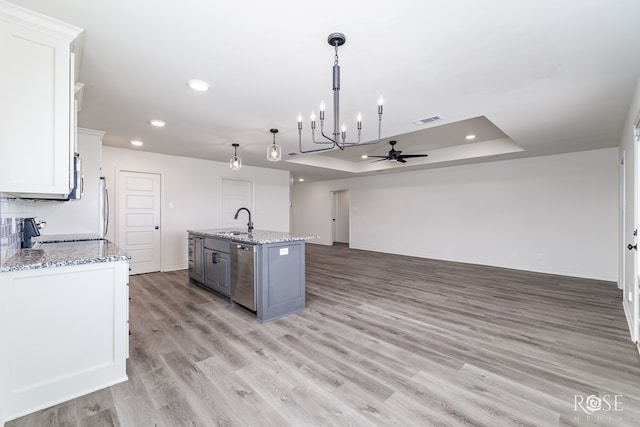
[628,244,637,251]
[155,226,159,230]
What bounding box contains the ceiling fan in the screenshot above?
[368,140,429,163]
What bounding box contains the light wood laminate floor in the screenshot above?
[7,243,640,426]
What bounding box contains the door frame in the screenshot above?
[114,168,164,272]
[620,151,626,291]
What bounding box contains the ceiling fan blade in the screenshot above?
[370,158,389,163]
[398,154,429,159]
[367,155,389,159]
[398,158,407,163]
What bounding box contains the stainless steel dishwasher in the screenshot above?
[231,243,256,311]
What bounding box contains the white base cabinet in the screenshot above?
[0,261,129,424]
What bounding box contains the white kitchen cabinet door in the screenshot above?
[0,2,82,196]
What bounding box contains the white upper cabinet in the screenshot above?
[0,1,82,196]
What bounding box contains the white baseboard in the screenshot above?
[161,264,187,272]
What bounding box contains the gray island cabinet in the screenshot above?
[187,229,316,322]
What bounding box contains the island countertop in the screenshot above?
[0,240,129,273]
[187,228,318,245]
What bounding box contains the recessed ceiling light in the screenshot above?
[150,119,166,127]
[298,178,304,182]
[188,79,210,91]
[465,134,476,140]
[130,140,143,146]
[361,155,368,159]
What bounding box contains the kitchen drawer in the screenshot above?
[205,238,230,253]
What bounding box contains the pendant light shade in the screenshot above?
[230,143,242,170]
[267,128,281,161]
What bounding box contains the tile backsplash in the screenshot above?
[0,194,33,264]
[0,217,22,263]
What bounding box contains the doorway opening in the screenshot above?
[331,190,350,247]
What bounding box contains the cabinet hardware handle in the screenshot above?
[628,243,637,251]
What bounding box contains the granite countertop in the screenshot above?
[188,228,318,245]
[0,240,129,272]
[32,233,102,243]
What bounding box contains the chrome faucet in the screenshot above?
[233,207,253,233]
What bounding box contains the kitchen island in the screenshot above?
[0,239,129,424]
[187,229,317,323]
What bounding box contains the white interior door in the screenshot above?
[620,153,626,291]
[624,129,640,343]
[117,170,161,275]
[222,178,253,229]
[635,128,640,343]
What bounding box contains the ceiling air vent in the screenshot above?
[412,115,442,126]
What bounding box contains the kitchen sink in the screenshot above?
[224,230,248,236]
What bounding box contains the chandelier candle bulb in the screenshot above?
[357,113,362,130]
[378,96,384,114]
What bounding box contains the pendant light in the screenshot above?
[230,143,242,170]
[267,128,281,161]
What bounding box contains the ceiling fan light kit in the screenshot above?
[297,32,384,154]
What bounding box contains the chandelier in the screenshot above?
[297,32,383,153]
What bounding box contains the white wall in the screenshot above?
[293,148,619,281]
[101,146,290,271]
